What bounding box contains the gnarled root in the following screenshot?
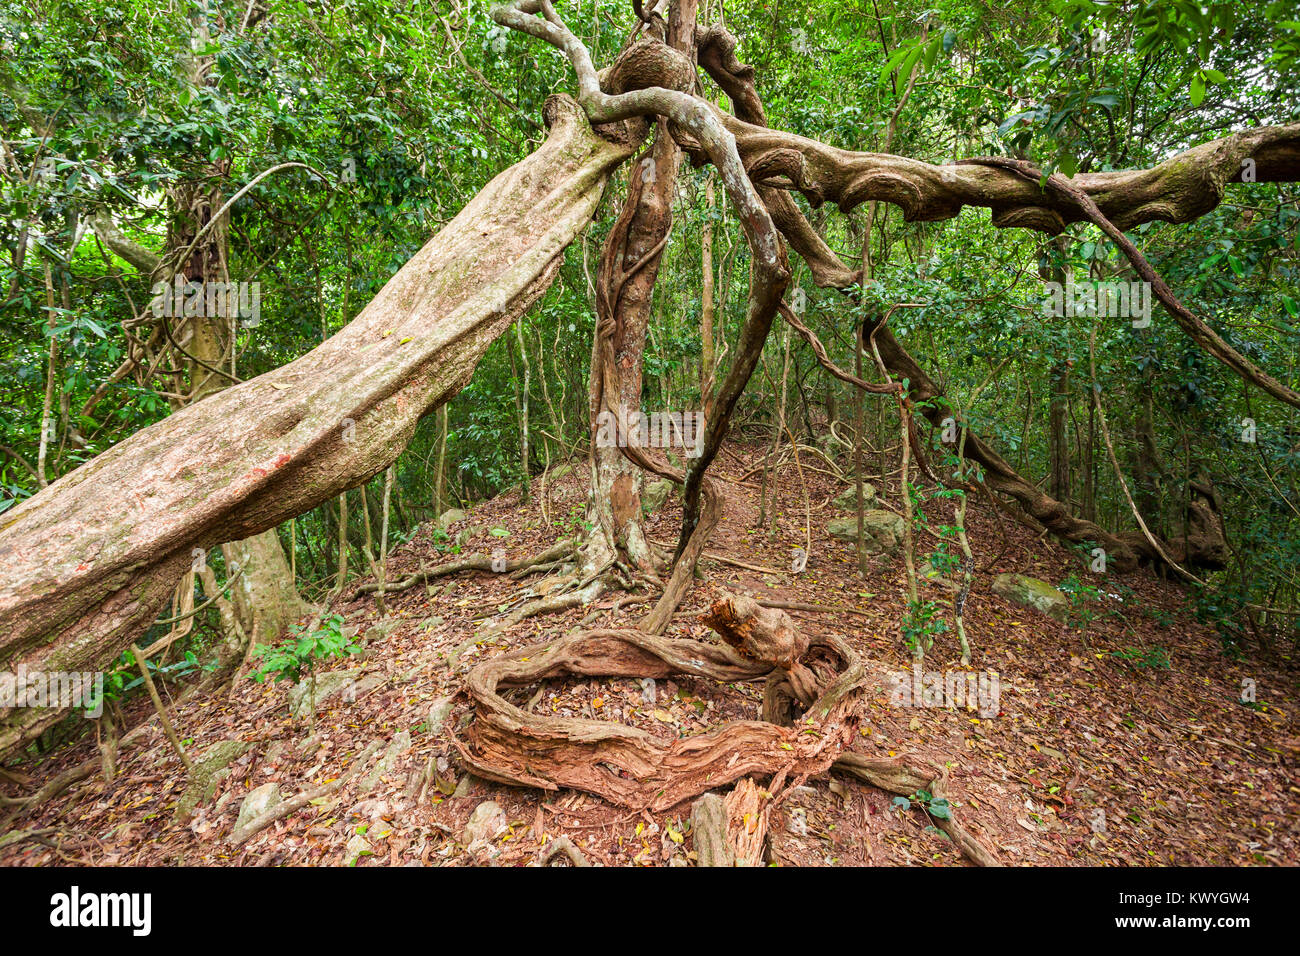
[448,626,865,812]
[832,752,1002,866]
[357,537,579,595]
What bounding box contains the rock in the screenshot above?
[462,801,508,847]
[641,479,675,515]
[830,482,879,511]
[547,463,574,481]
[234,783,282,833]
[435,508,467,532]
[827,509,905,553]
[287,668,361,719]
[345,833,372,865]
[363,730,411,790]
[362,619,396,644]
[991,573,1068,622]
[174,740,251,823]
[427,697,455,734]
[452,772,484,799]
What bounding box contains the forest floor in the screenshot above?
[2,440,1297,866]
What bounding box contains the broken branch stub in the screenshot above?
[700,591,808,670]
[689,778,770,866]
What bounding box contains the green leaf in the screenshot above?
[923,35,941,70]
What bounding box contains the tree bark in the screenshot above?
[0,96,636,757]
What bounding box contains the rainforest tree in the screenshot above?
[1,0,1296,765]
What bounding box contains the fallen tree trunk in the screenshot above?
[0,95,636,758]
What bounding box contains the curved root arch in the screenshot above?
[450,591,1001,864]
[449,624,864,812]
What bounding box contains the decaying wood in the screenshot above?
[700,591,809,670]
[723,777,768,866]
[689,778,768,866]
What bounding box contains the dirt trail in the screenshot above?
[3,442,1296,866]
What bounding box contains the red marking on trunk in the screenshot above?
[274,453,291,468]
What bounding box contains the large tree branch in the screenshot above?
[90,211,162,277]
[0,96,635,757]
[713,113,1300,235]
[958,154,1300,409]
[695,23,1299,567]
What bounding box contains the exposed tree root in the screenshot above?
[756,598,873,618]
[451,587,998,865]
[539,834,593,867]
[228,740,383,846]
[476,582,601,643]
[832,752,1002,867]
[356,538,578,595]
[448,620,865,812]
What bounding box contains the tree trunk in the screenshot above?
[0,96,636,758]
[700,171,715,396]
[1048,360,1071,507]
[584,5,697,577]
